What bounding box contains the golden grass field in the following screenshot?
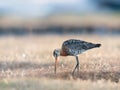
[0,34,120,90]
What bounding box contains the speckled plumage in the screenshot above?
[62,39,101,56]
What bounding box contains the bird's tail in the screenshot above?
[95,44,101,47]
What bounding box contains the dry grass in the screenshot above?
[0,34,120,89]
[0,78,120,90]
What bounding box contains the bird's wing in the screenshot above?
[62,39,97,55]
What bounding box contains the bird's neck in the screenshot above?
[60,49,67,56]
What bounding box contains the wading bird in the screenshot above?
[53,39,101,75]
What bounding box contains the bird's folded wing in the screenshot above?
[62,39,96,55]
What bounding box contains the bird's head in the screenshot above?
[53,49,60,59]
[53,49,60,74]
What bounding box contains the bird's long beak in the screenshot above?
[54,57,58,74]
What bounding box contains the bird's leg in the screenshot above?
[76,56,79,73]
[72,56,79,75]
